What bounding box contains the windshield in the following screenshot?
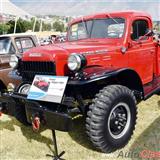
[68,18,125,41]
[0,37,15,54]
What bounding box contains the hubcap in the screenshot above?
[108,102,131,139]
[18,84,31,95]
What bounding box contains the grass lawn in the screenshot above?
[0,95,160,160]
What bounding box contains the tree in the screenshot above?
[42,22,52,31]
[30,18,41,32]
[53,21,65,32]
[0,18,66,34]
[7,19,32,33]
[0,23,10,34]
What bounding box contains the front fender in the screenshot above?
[8,70,22,80]
[68,67,125,85]
[68,67,144,97]
[68,70,118,85]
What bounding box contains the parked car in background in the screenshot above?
[0,33,39,91]
[53,33,66,43]
[57,35,66,42]
[40,34,67,46]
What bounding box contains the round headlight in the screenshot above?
[68,54,86,71]
[9,55,18,68]
[68,54,82,71]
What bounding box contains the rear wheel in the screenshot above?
[86,85,137,153]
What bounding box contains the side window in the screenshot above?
[15,37,35,53]
[21,38,34,52]
[16,40,23,53]
[9,43,16,54]
[0,38,15,54]
[131,20,149,41]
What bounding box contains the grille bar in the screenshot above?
[20,61,56,82]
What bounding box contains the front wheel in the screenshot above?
[14,83,31,126]
[86,85,137,153]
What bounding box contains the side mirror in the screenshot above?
[145,29,154,36]
[138,29,154,41]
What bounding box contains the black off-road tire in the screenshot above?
[15,104,30,126]
[86,85,137,153]
[14,83,31,126]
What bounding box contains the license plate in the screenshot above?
[27,75,68,103]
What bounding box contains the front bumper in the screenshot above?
[0,92,73,132]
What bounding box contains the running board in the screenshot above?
[144,87,160,100]
[143,76,160,100]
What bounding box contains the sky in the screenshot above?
[10,0,160,20]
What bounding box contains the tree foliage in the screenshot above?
[0,23,10,34]
[0,18,66,35]
[6,19,32,33]
[53,21,65,32]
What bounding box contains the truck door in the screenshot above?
[156,44,160,76]
[128,18,155,84]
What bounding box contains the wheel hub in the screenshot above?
[108,102,131,139]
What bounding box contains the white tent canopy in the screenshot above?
[0,0,32,17]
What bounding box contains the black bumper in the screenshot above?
[0,92,73,132]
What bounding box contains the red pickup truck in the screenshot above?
[1,11,160,153]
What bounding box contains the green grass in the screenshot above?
[0,95,160,160]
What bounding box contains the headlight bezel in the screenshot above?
[9,55,19,68]
[67,53,86,71]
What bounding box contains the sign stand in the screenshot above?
[46,130,65,160]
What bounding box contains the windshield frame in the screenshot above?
[68,17,126,42]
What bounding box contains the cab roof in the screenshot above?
[70,10,151,25]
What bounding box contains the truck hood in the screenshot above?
[23,39,121,61]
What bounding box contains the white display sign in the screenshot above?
[27,75,68,103]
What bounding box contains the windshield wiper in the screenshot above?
[107,13,120,24]
[80,16,89,38]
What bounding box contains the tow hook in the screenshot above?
[32,116,40,132]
